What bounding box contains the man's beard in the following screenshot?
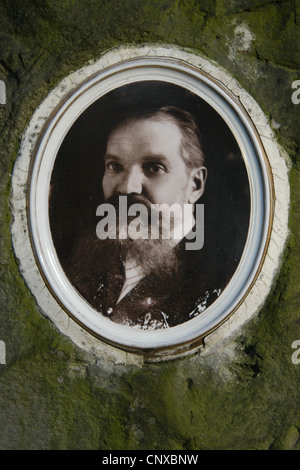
[102,194,180,278]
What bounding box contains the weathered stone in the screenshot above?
[0,0,299,450]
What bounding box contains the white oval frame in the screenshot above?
[10,46,290,362]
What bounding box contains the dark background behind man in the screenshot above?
[49,81,250,326]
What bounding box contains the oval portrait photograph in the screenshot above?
[27,57,272,354]
[49,80,250,329]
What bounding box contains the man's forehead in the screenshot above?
[106,116,184,152]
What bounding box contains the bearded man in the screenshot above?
[69,106,223,329]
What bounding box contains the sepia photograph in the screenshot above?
[3,0,295,451]
[49,81,251,330]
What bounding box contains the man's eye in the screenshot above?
[105,162,122,171]
[144,163,166,175]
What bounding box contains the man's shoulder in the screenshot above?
[62,234,122,298]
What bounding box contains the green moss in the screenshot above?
[0,0,300,450]
[213,0,279,17]
[0,353,132,449]
[248,3,300,68]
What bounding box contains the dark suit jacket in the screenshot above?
[65,236,225,330]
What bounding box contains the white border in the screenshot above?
[10,45,290,362]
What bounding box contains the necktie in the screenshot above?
[117,257,145,303]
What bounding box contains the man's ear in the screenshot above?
[188,166,207,204]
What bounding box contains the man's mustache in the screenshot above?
[104,194,152,212]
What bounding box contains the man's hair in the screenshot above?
[109,105,205,169]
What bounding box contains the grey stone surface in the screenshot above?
[0,0,300,450]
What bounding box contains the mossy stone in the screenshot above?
[0,0,299,450]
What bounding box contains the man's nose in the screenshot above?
[118,166,143,195]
